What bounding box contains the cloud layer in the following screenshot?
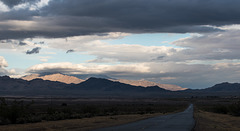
[27,62,150,75]
[1,0,240,39]
[170,30,240,62]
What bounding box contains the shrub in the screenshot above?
[228,102,240,116]
[0,97,34,124]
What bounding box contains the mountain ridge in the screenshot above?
[21,73,185,91]
[112,79,187,91]
[0,76,169,97]
[202,82,240,92]
[22,73,84,84]
[1,76,240,97]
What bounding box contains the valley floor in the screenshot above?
[0,113,163,131]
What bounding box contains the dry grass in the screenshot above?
[0,113,163,131]
[194,110,240,131]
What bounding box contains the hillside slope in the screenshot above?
[113,79,187,91]
[22,73,84,84]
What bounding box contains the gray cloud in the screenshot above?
[27,62,150,77]
[1,0,25,8]
[38,41,44,44]
[66,49,74,53]
[168,30,240,62]
[0,9,39,20]
[88,57,117,63]
[40,33,181,63]
[39,29,240,63]
[19,41,27,46]
[26,47,41,54]
[2,0,240,39]
[34,41,45,45]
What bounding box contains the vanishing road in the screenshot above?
[94,104,195,131]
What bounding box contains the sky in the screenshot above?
[1,0,240,89]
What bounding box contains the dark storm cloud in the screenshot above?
[0,9,39,20]
[66,49,74,53]
[1,0,240,39]
[1,0,25,8]
[42,0,240,26]
[26,47,41,54]
[0,29,95,40]
[0,0,39,8]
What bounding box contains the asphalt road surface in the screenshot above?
[93,104,195,131]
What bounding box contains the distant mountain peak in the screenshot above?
[111,79,187,91]
[204,82,240,92]
[21,73,84,84]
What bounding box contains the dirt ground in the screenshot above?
[194,110,240,131]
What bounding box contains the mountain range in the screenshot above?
[1,75,240,98]
[21,73,186,91]
[0,75,170,97]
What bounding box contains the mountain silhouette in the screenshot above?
[112,79,187,91]
[0,76,168,97]
[21,73,185,91]
[75,77,168,92]
[203,82,240,92]
[2,76,240,97]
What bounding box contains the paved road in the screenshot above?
[93,104,195,131]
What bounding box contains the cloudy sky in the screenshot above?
[1,0,240,89]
